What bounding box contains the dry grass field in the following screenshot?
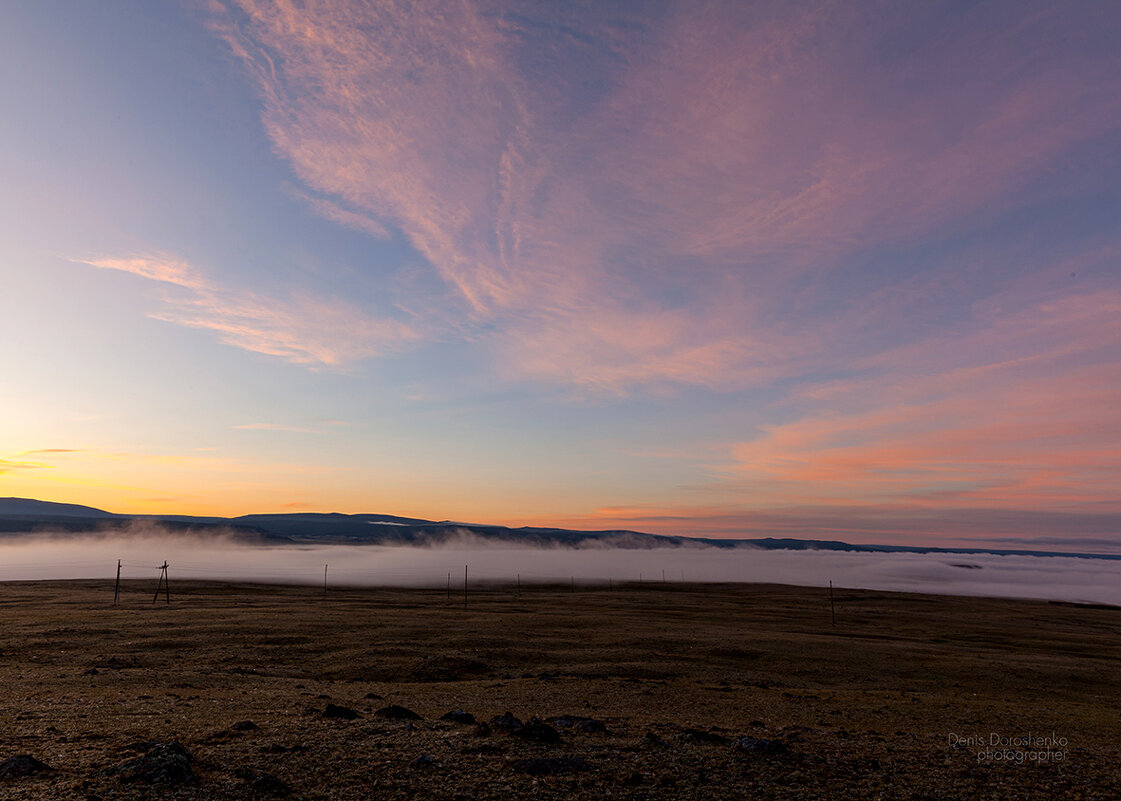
[1,579,1119,800]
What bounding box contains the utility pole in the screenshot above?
[152,562,169,605]
[829,580,836,627]
[114,559,121,605]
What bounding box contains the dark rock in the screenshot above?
[473,722,492,737]
[440,710,477,725]
[83,668,99,676]
[106,741,196,785]
[231,720,260,731]
[640,732,666,747]
[490,712,523,731]
[322,704,359,720]
[548,714,608,733]
[511,718,560,744]
[619,770,644,786]
[410,754,437,768]
[549,715,582,728]
[234,768,290,796]
[510,756,589,776]
[676,729,730,746]
[573,718,608,734]
[0,754,52,779]
[731,736,788,755]
[364,692,383,700]
[375,704,421,721]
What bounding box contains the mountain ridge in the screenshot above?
[2,497,1119,561]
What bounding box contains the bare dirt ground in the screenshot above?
[1,579,1119,800]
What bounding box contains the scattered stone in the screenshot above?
[231,720,260,731]
[676,729,730,746]
[375,704,422,721]
[473,722,492,737]
[83,668,99,676]
[440,710,477,724]
[511,718,560,744]
[731,736,788,755]
[234,768,291,797]
[316,694,331,700]
[510,756,589,776]
[410,754,437,768]
[364,692,383,700]
[105,741,197,785]
[490,712,523,731]
[323,704,359,720]
[0,754,52,780]
[749,720,766,728]
[640,732,667,747]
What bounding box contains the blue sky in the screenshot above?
[2,0,1119,547]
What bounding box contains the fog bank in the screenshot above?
[1,534,1120,605]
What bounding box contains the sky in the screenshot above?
[1,0,1118,548]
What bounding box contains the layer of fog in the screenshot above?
[2,533,1121,605]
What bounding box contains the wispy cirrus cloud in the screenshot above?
[0,459,48,474]
[79,255,417,367]
[206,0,1121,391]
[232,423,323,434]
[1,449,86,474]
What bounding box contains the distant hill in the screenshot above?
[0,497,119,518]
[1,497,1119,561]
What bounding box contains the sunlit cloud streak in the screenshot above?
[724,288,1121,511]
[80,256,417,366]
[232,423,323,434]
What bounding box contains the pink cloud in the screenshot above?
[205,0,1121,392]
[722,288,1121,511]
[78,255,417,367]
